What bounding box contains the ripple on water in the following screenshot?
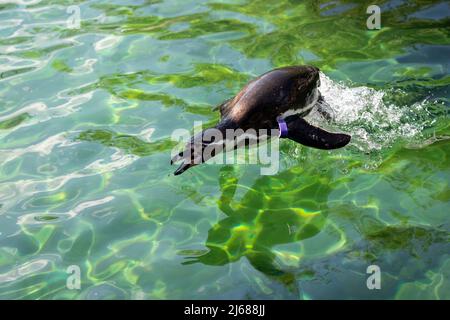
[0,0,448,300]
[17,195,115,225]
[0,258,51,284]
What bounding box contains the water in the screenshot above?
[0,0,449,299]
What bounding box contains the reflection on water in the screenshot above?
[181,166,329,277]
[0,0,449,299]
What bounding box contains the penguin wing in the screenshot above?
[284,115,351,150]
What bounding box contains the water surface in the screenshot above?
[0,0,449,299]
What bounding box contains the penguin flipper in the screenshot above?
[284,115,350,150]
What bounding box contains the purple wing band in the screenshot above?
[277,117,288,138]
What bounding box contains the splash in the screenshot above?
[312,73,432,152]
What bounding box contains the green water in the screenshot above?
[0,0,449,300]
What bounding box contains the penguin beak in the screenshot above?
[174,162,195,175]
[171,147,199,175]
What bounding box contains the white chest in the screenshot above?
[280,88,319,118]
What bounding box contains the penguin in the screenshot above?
[171,65,351,175]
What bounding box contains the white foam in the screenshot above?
[311,73,428,151]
